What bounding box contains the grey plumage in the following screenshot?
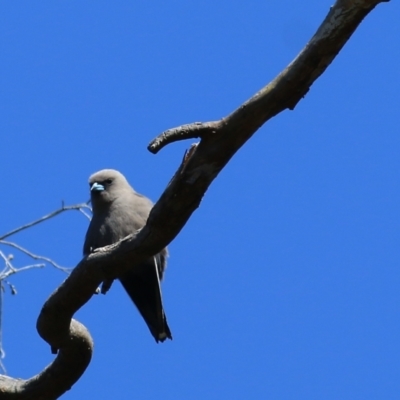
[83,169,172,343]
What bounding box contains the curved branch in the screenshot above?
[148,121,221,154]
[0,0,390,398]
[0,319,93,400]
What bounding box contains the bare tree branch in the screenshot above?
[0,319,93,400]
[148,121,220,154]
[0,202,89,379]
[0,279,5,375]
[0,1,391,398]
[0,201,88,289]
[0,241,71,273]
[1,262,45,280]
[0,251,15,275]
[78,208,92,221]
[0,202,91,241]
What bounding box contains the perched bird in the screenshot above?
[83,169,172,343]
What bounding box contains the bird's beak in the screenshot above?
[91,182,105,192]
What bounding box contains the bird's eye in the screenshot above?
[105,179,112,184]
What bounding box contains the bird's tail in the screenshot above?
[119,255,172,342]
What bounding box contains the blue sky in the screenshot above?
[1,1,399,399]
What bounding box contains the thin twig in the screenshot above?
[0,251,15,275]
[0,202,92,241]
[1,264,45,280]
[0,279,5,375]
[2,280,17,295]
[0,241,71,273]
[79,208,92,221]
[0,359,6,375]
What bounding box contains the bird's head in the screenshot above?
[88,169,130,210]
